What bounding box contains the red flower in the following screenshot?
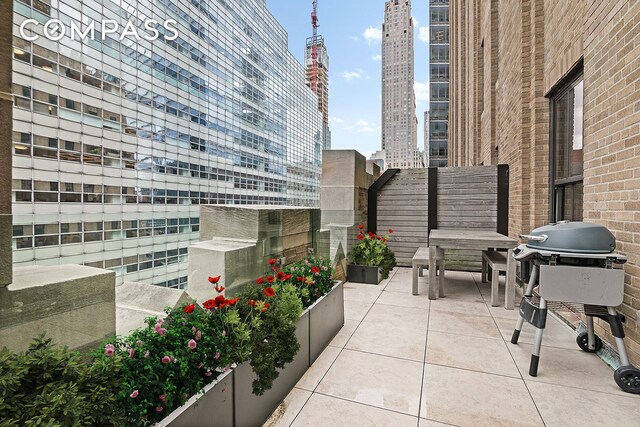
[296,276,305,282]
[388,229,393,234]
[277,271,286,280]
[211,295,227,309]
[248,299,257,307]
[261,303,270,312]
[256,277,265,285]
[283,274,292,281]
[266,275,275,283]
[267,259,277,265]
[272,267,279,272]
[227,297,240,306]
[264,287,276,298]
[358,225,364,229]
[357,234,364,240]
[208,275,221,284]
[183,303,195,314]
[368,232,375,238]
[214,285,225,293]
[202,299,216,310]
[312,266,320,274]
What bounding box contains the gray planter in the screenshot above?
[309,281,344,364]
[157,369,233,427]
[233,310,310,427]
[347,264,382,284]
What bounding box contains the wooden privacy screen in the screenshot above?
[369,165,509,268]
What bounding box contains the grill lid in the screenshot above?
[521,221,616,254]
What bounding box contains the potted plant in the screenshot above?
[347,226,396,284]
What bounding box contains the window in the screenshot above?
[550,72,583,221]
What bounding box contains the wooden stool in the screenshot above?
[482,250,508,306]
[412,247,444,295]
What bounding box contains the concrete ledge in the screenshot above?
[116,282,191,336]
[0,264,115,352]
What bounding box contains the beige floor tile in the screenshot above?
[421,364,543,426]
[495,315,578,350]
[377,290,431,309]
[384,276,416,294]
[263,388,311,427]
[426,331,520,377]
[329,319,360,348]
[291,393,418,427]
[487,303,521,320]
[346,320,427,362]
[430,298,491,317]
[428,309,502,339]
[364,302,429,331]
[316,349,424,415]
[344,299,374,321]
[419,419,455,427]
[343,283,384,304]
[526,381,640,427]
[296,346,342,391]
[508,343,639,398]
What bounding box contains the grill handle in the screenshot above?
[519,234,548,242]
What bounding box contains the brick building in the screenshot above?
[449,0,640,364]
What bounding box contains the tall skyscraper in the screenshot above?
[305,37,330,150]
[428,0,449,167]
[11,0,323,289]
[381,0,419,169]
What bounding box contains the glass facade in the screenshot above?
[11,0,323,288]
[428,0,449,167]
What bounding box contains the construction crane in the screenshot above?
[310,0,319,95]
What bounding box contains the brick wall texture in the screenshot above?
[450,0,640,365]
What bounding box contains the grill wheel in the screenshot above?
[576,332,603,353]
[614,366,640,394]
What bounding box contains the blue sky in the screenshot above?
[266,0,430,158]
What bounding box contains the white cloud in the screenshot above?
[329,116,345,124]
[414,80,430,105]
[362,26,382,44]
[412,16,419,27]
[418,26,430,43]
[342,70,363,81]
[372,54,382,61]
[356,119,380,133]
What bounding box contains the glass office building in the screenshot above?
[428,0,449,167]
[11,0,323,288]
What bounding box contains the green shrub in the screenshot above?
[284,255,336,308]
[348,228,397,279]
[0,335,125,426]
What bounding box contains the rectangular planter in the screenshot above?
[309,281,344,364]
[347,264,382,284]
[157,369,233,427]
[233,309,310,427]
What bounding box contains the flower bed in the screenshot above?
[0,256,338,427]
[347,226,397,284]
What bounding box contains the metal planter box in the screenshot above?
[157,369,233,427]
[347,264,382,284]
[233,310,310,427]
[309,281,344,364]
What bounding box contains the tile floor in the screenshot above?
[264,268,640,427]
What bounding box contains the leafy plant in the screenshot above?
[0,335,125,426]
[348,227,397,279]
[284,255,335,308]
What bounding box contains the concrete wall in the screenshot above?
[449,0,640,364]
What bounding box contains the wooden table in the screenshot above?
[428,229,519,309]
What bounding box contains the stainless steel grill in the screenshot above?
[510,221,639,394]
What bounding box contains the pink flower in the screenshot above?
[192,326,197,333]
[162,356,171,364]
[128,348,135,358]
[137,340,143,347]
[205,371,212,377]
[197,362,203,368]
[144,350,150,358]
[222,330,226,337]
[159,394,167,403]
[130,390,139,399]
[154,323,167,336]
[188,339,197,350]
[196,330,202,340]
[156,406,163,412]
[214,352,220,360]
[224,365,231,372]
[104,344,115,357]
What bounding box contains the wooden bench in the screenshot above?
[412,247,444,296]
[482,250,508,306]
